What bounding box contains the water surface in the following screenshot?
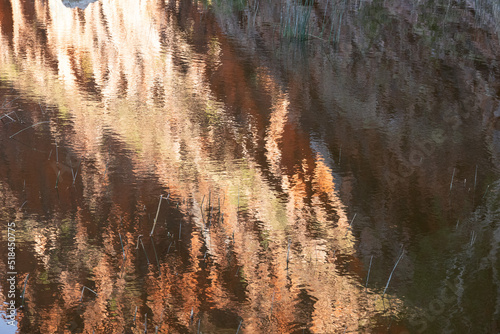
[1,0,499,333]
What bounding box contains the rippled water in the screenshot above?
[0,0,499,333]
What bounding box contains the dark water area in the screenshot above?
[0,0,500,333]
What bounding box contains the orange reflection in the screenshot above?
[0,0,403,332]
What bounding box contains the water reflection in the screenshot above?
[1,0,499,332]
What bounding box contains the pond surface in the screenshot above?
[0,0,500,333]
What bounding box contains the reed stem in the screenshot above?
[119,233,126,261]
[80,286,98,301]
[450,167,455,191]
[286,239,291,269]
[383,249,404,297]
[150,194,163,236]
[366,255,373,288]
[9,121,50,139]
[21,274,29,305]
[236,319,243,334]
[55,170,60,189]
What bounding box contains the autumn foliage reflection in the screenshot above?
[0,0,390,332]
[4,0,500,332]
